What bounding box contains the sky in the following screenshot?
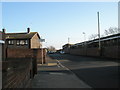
[1,2,118,49]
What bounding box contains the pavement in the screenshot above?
[31,56,92,88]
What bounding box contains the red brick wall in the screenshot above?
[69,46,120,59]
[70,48,86,56]
[2,48,47,88]
[7,48,47,63]
[86,48,100,56]
[35,49,46,63]
[7,48,33,58]
[102,46,120,59]
[0,31,6,61]
[2,59,33,88]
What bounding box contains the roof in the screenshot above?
[62,43,74,48]
[5,32,40,40]
[87,33,120,44]
[74,33,120,46]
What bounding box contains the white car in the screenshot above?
[60,51,65,54]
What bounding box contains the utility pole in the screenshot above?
[97,12,101,50]
[40,38,45,65]
[83,32,87,55]
[83,32,86,42]
[68,37,70,44]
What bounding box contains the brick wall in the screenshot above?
[2,59,33,88]
[70,48,86,56]
[68,45,120,59]
[0,31,6,61]
[2,48,47,88]
[35,49,46,64]
[7,48,33,58]
[7,48,46,64]
[102,46,120,59]
[86,48,100,56]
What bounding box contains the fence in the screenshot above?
[2,58,33,88]
[2,48,47,88]
[67,46,120,59]
[7,48,46,64]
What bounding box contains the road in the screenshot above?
[49,53,120,88]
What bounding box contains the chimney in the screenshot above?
[27,27,30,33]
[2,28,6,33]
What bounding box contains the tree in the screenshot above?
[104,27,119,36]
[104,29,110,35]
[47,46,56,52]
[89,34,98,40]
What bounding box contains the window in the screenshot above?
[17,40,20,45]
[24,40,28,45]
[20,40,24,45]
[16,40,28,45]
[8,40,14,45]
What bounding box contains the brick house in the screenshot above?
[5,28,42,49]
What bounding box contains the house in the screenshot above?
[4,28,42,49]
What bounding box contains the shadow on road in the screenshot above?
[48,53,120,88]
[51,54,119,62]
[71,66,120,88]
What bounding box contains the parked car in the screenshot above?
[60,51,65,54]
[48,51,56,54]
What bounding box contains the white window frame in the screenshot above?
[16,40,28,45]
[8,40,14,45]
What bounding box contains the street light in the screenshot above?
[83,32,86,45]
[68,37,70,44]
[83,32,87,55]
[97,12,101,50]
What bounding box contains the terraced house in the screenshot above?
[5,28,42,49]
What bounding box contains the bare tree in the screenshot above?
[89,34,98,40]
[47,46,56,52]
[104,27,119,36]
[88,27,119,41]
[104,29,110,35]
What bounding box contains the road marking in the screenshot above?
[55,59,92,88]
[49,72,65,75]
[56,59,74,73]
[57,64,61,68]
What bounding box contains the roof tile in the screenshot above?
[5,32,38,39]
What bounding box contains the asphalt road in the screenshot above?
[48,53,120,88]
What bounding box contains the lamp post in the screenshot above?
[83,32,86,45]
[97,12,101,50]
[68,37,70,44]
[83,32,87,55]
[40,38,45,64]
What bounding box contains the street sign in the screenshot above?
[40,39,45,42]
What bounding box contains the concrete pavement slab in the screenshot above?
[31,57,91,88]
